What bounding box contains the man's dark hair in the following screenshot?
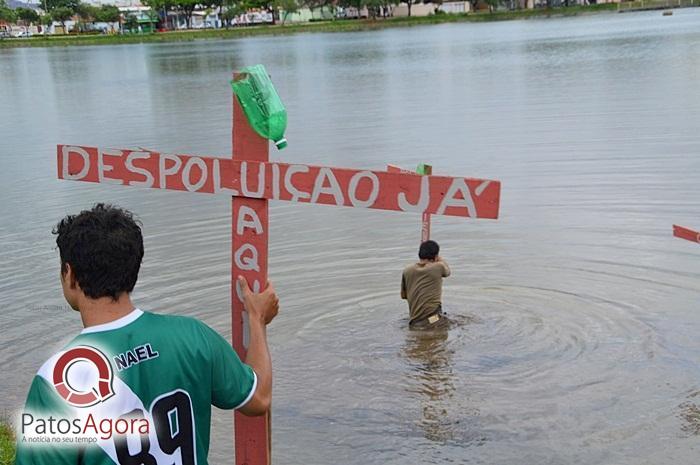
[53,203,144,300]
[418,240,439,260]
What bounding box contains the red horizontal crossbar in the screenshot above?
[57,145,500,219]
[673,225,700,244]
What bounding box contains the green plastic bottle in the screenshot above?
[230,64,288,150]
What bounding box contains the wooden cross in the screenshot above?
[673,225,700,244]
[55,84,501,465]
[387,163,433,242]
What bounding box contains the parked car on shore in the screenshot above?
[13,30,33,38]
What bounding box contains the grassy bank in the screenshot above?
[618,0,699,10]
[0,3,617,48]
[0,418,15,465]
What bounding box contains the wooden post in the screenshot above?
[673,224,700,244]
[417,164,432,242]
[232,81,271,465]
[387,163,433,243]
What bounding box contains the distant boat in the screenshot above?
[662,9,673,15]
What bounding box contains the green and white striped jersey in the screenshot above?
[16,309,256,465]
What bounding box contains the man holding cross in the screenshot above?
[16,204,279,465]
[52,90,500,463]
[401,240,451,329]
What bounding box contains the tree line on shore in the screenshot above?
[0,0,552,34]
[0,0,121,31]
[0,0,432,32]
[141,0,415,29]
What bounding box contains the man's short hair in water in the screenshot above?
[418,240,439,261]
[53,203,144,300]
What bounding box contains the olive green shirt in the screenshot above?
[401,260,451,324]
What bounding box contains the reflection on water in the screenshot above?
[403,326,457,443]
[2,7,700,465]
[401,314,486,447]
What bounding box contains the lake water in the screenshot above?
[2,8,700,464]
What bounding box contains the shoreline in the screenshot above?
[0,4,618,49]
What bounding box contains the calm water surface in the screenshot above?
[2,9,700,464]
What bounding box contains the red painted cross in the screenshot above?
[673,224,700,244]
[55,82,501,465]
[387,163,433,242]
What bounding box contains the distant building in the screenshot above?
[119,6,157,31]
[392,2,437,16]
[83,0,141,6]
[336,6,369,18]
[278,6,335,23]
[439,1,471,13]
[231,10,273,26]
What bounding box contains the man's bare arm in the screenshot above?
[237,277,279,416]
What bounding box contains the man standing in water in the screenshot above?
[401,240,451,329]
[16,203,279,464]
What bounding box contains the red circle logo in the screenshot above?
[52,345,115,408]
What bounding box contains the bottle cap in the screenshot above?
[275,138,288,150]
